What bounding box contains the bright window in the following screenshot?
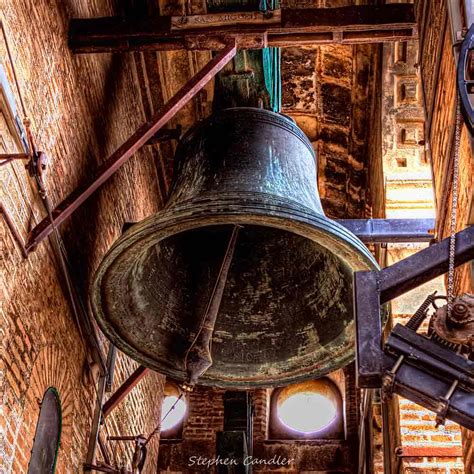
[161,395,187,432]
[269,378,343,439]
[278,390,337,434]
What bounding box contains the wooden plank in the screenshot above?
[281,4,415,31]
[26,41,236,250]
[69,4,417,52]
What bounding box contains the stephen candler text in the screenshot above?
[188,455,295,468]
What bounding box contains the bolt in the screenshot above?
[452,303,468,321]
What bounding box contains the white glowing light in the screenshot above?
[160,396,187,431]
[277,391,337,434]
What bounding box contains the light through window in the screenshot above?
[161,395,187,432]
[277,390,337,434]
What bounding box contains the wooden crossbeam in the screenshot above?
[69,4,417,53]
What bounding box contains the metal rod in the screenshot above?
[336,218,435,243]
[105,345,117,393]
[25,41,237,251]
[84,345,115,473]
[108,436,140,441]
[102,366,149,419]
[98,433,111,466]
[0,153,30,167]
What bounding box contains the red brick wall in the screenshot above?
[416,0,474,471]
[1,1,168,472]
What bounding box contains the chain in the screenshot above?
[447,95,462,317]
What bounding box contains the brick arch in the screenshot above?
[20,344,76,471]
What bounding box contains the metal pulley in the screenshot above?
[90,107,378,388]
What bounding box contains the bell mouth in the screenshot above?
[91,202,378,389]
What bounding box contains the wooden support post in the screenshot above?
[25,41,237,251]
[102,366,149,419]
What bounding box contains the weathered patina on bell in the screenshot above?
[90,108,378,389]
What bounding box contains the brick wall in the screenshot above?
[415,0,474,472]
[0,1,172,472]
[158,376,355,473]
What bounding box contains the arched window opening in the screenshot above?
[28,387,61,474]
[269,378,343,440]
[160,382,187,439]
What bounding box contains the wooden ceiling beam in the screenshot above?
[69,4,417,53]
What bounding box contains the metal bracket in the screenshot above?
[354,225,474,430]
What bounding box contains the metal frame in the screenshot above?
[354,225,474,429]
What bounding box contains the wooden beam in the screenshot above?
[69,4,417,53]
[25,41,236,250]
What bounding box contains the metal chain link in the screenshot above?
[447,96,462,317]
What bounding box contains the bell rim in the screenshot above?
[90,197,379,389]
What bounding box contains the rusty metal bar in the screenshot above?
[84,345,115,473]
[97,433,111,466]
[26,41,237,251]
[102,366,149,419]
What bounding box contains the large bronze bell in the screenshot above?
[90,108,378,389]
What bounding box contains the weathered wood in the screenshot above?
[281,4,415,31]
[69,4,417,52]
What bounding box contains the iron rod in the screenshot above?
[336,218,435,243]
[102,366,149,419]
[26,41,237,251]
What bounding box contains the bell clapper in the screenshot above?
[184,225,242,385]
